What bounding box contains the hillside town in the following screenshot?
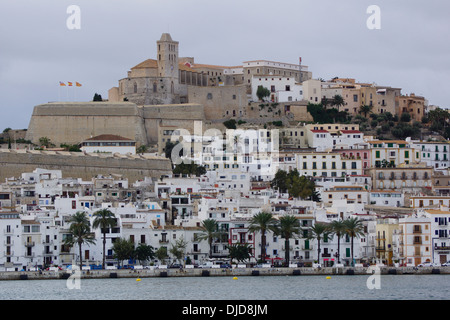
[1,33,450,272]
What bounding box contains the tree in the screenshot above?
[223,119,237,129]
[38,137,54,148]
[173,163,207,177]
[343,217,365,266]
[93,93,103,101]
[92,209,116,269]
[359,104,373,117]
[197,219,224,258]
[169,236,188,265]
[256,85,270,102]
[271,169,289,193]
[155,246,169,265]
[112,238,135,267]
[248,212,278,263]
[276,215,301,266]
[400,112,411,122]
[64,211,96,270]
[227,242,252,264]
[332,95,345,108]
[329,220,346,264]
[134,243,155,265]
[136,145,148,154]
[307,222,331,266]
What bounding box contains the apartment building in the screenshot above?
[398,213,432,266]
[368,140,420,168]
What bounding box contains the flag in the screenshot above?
[59,81,66,86]
[76,82,82,87]
[68,82,73,86]
[299,57,302,65]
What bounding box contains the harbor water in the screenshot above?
[1,274,449,300]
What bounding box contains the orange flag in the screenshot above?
[76,82,82,87]
[59,81,66,86]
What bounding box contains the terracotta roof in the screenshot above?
[84,134,134,141]
[131,59,158,69]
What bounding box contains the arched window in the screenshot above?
[133,82,137,94]
[153,82,157,93]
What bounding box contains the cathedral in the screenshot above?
[108,33,215,105]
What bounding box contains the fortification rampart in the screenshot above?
[0,149,171,182]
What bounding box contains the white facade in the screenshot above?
[251,76,303,103]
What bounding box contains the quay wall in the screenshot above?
[1,266,449,281]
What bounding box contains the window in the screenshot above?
[207,93,213,100]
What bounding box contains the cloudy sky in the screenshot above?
[0,0,448,131]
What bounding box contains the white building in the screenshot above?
[251,76,303,103]
[80,134,136,155]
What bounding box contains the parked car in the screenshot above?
[418,262,439,267]
[220,263,232,269]
[441,261,450,267]
[169,263,183,269]
[198,263,213,268]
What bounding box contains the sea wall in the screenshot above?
[1,266,449,281]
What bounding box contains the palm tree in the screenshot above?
[92,209,116,269]
[359,104,373,117]
[343,217,365,266]
[332,94,345,109]
[276,215,301,266]
[64,211,96,270]
[308,222,331,266]
[329,219,346,264]
[248,212,278,263]
[197,219,223,258]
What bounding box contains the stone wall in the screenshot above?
[0,149,172,182]
[25,102,147,146]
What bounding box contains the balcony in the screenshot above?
[413,229,422,234]
[302,245,314,250]
[435,246,450,251]
[24,241,35,247]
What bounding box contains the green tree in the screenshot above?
[155,246,169,265]
[276,215,301,266]
[136,145,148,154]
[197,219,224,258]
[173,163,207,177]
[64,211,96,270]
[169,236,188,264]
[256,85,270,101]
[359,104,373,117]
[112,238,135,267]
[38,136,54,148]
[248,212,278,263]
[134,243,155,265]
[92,209,116,269]
[329,220,346,264]
[271,169,289,193]
[227,242,252,264]
[307,222,331,266]
[343,217,365,266]
[223,119,237,129]
[93,93,103,101]
[400,112,411,122]
[332,95,345,108]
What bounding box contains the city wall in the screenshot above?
[0,149,172,182]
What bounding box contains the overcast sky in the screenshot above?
[0,0,449,131]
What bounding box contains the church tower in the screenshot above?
[157,33,179,80]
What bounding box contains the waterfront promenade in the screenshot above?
[1,266,449,281]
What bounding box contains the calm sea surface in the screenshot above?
[0,274,449,300]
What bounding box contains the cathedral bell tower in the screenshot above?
[157,33,179,81]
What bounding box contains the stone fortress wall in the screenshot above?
[0,149,172,182]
